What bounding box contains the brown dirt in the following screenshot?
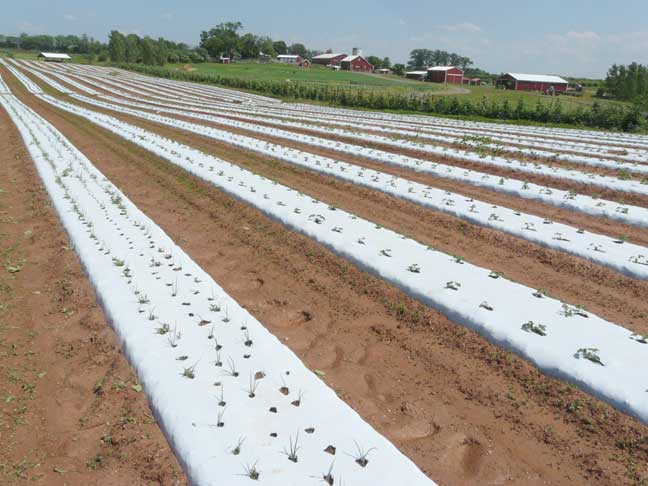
[4,67,648,486]
[0,94,187,485]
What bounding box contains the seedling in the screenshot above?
[347,441,376,468]
[231,437,245,455]
[380,249,392,258]
[223,307,230,323]
[282,431,300,463]
[246,373,259,398]
[218,385,226,406]
[217,407,226,428]
[521,321,547,336]
[156,323,170,335]
[575,348,604,366]
[407,263,421,273]
[241,461,260,480]
[182,362,198,379]
[488,271,502,279]
[279,376,289,395]
[479,301,493,311]
[168,324,181,348]
[445,281,461,291]
[223,357,239,377]
[243,330,253,347]
[291,389,304,407]
[453,255,465,264]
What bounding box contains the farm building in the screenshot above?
[405,71,428,81]
[219,56,231,64]
[277,54,303,65]
[38,52,71,62]
[496,73,568,92]
[276,54,310,68]
[377,68,392,75]
[340,55,374,72]
[312,53,347,66]
[427,66,464,84]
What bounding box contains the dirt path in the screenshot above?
[4,68,648,486]
[0,99,186,485]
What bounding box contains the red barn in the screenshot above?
[340,54,374,72]
[427,66,464,84]
[312,53,347,66]
[496,73,568,92]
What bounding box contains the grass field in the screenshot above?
[165,61,449,92]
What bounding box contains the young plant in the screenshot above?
[521,321,547,336]
[282,431,300,463]
[575,348,604,366]
[241,461,260,480]
[231,437,245,455]
[246,373,259,398]
[223,357,239,378]
[347,441,376,468]
[407,263,421,273]
[445,281,461,291]
[182,362,198,379]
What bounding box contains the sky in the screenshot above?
[2,0,648,78]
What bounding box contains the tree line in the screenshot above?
[408,49,473,70]
[598,63,648,106]
[199,22,316,60]
[108,31,208,65]
[0,33,102,55]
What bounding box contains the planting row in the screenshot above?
[0,79,434,485]
[15,66,648,279]
[10,73,647,426]
[63,65,648,165]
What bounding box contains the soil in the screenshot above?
[0,96,186,485]
[3,67,648,486]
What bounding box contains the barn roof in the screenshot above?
[427,66,461,72]
[313,53,345,59]
[506,73,568,84]
[277,54,301,59]
[38,52,71,60]
[405,71,428,76]
[341,55,361,62]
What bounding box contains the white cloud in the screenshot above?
[63,13,78,21]
[161,12,174,20]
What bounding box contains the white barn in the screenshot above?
[38,52,71,62]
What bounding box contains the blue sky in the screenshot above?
[3,0,648,77]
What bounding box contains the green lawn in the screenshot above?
[165,61,447,92]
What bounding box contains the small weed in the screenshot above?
[521,321,547,336]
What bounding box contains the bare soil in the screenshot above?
[0,95,186,485]
[4,68,648,486]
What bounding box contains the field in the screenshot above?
[166,61,449,92]
[1,58,648,486]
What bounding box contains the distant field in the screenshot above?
[165,61,448,92]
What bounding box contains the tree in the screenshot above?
[199,21,243,58]
[288,43,307,57]
[108,30,126,62]
[124,34,140,63]
[141,38,156,65]
[382,57,391,69]
[366,56,383,69]
[256,36,276,57]
[273,40,287,55]
[239,33,258,58]
[408,49,431,68]
[155,37,167,65]
[392,63,406,75]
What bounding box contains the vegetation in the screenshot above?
[199,22,316,60]
[408,48,473,70]
[108,31,207,65]
[598,63,648,107]
[113,62,645,131]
